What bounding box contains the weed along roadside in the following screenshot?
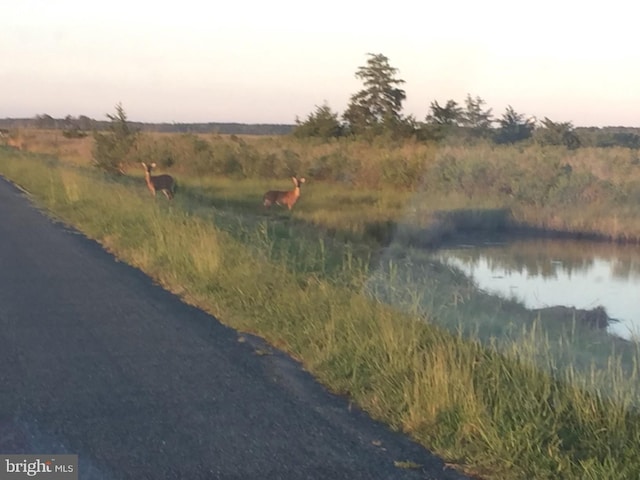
[2,140,640,479]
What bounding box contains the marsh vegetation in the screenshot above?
[2,127,640,479]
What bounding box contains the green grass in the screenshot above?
[18,129,640,241]
[143,142,640,245]
[3,146,640,479]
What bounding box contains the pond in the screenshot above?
[435,237,640,341]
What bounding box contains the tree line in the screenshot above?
[293,53,640,149]
[0,116,293,137]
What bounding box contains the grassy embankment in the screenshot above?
[2,130,640,479]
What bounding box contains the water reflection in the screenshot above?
[436,238,640,341]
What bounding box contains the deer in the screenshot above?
[263,176,306,210]
[5,134,24,151]
[141,162,176,200]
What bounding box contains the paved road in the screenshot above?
[0,175,469,480]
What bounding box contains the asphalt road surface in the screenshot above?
[0,175,470,480]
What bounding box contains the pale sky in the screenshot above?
[3,0,640,127]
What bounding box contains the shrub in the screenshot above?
[92,103,138,175]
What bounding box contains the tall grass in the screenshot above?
[2,148,640,479]
[129,133,640,242]
[14,129,640,242]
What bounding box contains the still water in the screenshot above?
[435,238,640,341]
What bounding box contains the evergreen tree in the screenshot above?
[494,106,535,144]
[92,103,138,175]
[534,117,581,149]
[426,100,463,126]
[293,103,343,139]
[343,53,407,136]
[461,94,493,137]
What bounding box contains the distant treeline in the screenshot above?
[0,115,294,136]
[4,114,640,149]
[575,127,640,149]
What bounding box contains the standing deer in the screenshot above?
[142,162,176,200]
[5,134,24,151]
[263,176,306,210]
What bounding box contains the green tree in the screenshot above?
[35,114,57,129]
[77,115,95,131]
[426,99,463,126]
[92,103,138,175]
[342,53,407,136]
[534,117,581,149]
[62,115,88,139]
[461,94,493,137]
[494,105,535,144]
[610,132,640,149]
[420,99,463,141]
[293,103,344,139]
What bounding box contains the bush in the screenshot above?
[62,128,88,139]
[92,104,138,175]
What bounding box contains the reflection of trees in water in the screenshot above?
[611,259,640,280]
[373,246,640,382]
[442,239,640,281]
